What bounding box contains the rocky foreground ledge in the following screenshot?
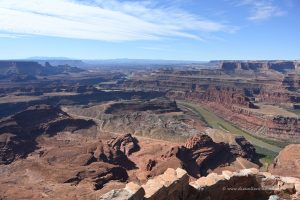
[100,168,300,200]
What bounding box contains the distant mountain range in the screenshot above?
[22,57,207,66]
[25,57,75,60]
[83,58,206,65]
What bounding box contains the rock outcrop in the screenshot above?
[179,134,234,176]
[202,102,300,141]
[104,99,179,114]
[151,134,258,178]
[0,105,96,164]
[0,133,37,165]
[220,60,298,72]
[93,139,136,170]
[64,162,128,190]
[107,133,140,156]
[100,168,300,200]
[201,86,256,108]
[100,182,145,200]
[0,61,84,80]
[65,99,204,141]
[268,144,300,178]
[0,133,140,199]
[206,128,257,161]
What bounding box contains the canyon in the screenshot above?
[0,105,261,199]
[0,60,299,200]
[111,60,300,143]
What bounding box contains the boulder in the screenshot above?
[99,182,145,200]
[268,144,300,178]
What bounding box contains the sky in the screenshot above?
[0,0,299,61]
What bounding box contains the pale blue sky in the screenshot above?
[0,0,299,60]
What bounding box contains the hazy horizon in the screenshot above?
[1,57,300,63]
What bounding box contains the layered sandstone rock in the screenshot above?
[220,61,298,72]
[0,61,84,79]
[109,62,300,141]
[206,128,256,161]
[100,168,189,200]
[65,100,204,141]
[0,133,141,199]
[150,134,258,178]
[0,159,129,199]
[93,139,136,170]
[107,133,140,156]
[160,134,225,177]
[104,99,179,114]
[202,102,300,141]
[189,168,300,200]
[64,162,128,190]
[100,168,300,200]
[268,144,300,178]
[201,86,256,108]
[0,105,96,164]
